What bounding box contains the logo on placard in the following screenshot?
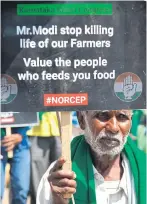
[1,74,18,104]
[114,72,142,102]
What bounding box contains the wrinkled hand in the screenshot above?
[48,158,76,204]
[123,75,137,100]
[1,134,22,152]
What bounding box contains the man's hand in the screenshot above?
[48,158,76,204]
[1,134,22,152]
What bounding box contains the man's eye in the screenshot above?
[117,114,128,121]
[95,112,110,121]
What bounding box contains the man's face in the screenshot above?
[78,110,132,157]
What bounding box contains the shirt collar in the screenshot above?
[92,153,128,196]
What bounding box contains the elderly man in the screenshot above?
[36,110,146,204]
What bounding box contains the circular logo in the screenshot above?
[114,72,142,102]
[1,74,18,104]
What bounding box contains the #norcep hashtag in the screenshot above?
[46,97,51,104]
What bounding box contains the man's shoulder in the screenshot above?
[71,135,84,145]
[71,135,84,157]
[125,136,146,163]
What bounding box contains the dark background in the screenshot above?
[1,1,146,111]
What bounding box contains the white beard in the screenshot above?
[84,127,128,157]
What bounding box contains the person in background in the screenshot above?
[130,110,147,150]
[27,112,61,204]
[130,110,144,138]
[0,127,30,204]
[137,110,147,153]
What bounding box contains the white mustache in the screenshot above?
[84,127,128,156]
[95,131,123,142]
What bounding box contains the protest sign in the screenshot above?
[0,112,39,128]
[1,1,146,111]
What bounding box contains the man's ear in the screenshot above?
[76,111,86,130]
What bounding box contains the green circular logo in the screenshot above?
[114,72,142,102]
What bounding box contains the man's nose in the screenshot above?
[105,117,119,134]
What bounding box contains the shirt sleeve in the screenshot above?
[36,161,56,204]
